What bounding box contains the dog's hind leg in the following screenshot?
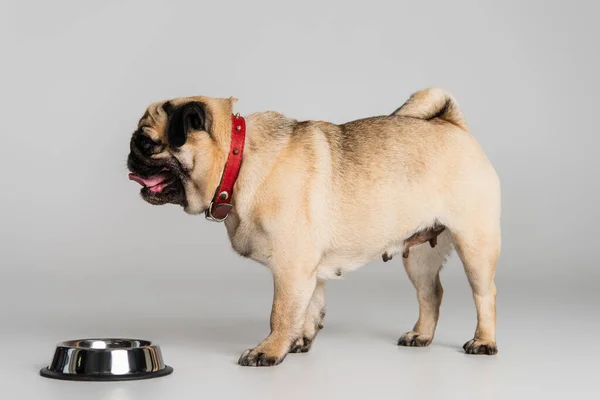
[398,229,453,347]
[452,225,500,355]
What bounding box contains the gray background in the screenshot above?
[1,0,598,398]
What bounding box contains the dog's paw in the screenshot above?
[238,347,286,367]
[290,336,314,353]
[463,339,498,355]
[397,331,433,347]
[289,308,324,354]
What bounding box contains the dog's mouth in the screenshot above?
[129,168,175,193]
[128,163,186,206]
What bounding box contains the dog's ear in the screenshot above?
[166,101,210,148]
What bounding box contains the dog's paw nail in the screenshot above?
[463,339,498,355]
[238,348,284,366]
[290,336,314,354]
[398,332,432,347]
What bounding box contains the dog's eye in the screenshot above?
[188,115,203,130]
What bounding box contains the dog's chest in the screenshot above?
[225,217,272,266]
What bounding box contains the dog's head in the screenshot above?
[127,96,237,214]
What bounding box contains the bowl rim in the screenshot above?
[55,338,155,350]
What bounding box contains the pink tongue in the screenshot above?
[128,173,170,188]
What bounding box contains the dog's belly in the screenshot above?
[317,252,371,280]
[229,221,392,277]
[315,216,442,280]
[316,239,403,280]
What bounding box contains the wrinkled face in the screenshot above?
[127,96,236,214]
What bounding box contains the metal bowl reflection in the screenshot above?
[40,338,173,381]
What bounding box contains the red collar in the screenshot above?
[205,114,246,222]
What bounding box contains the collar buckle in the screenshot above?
[205,202,232,222]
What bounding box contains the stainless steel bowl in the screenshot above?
[40,338,173,381]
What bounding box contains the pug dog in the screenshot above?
[127,88,501,366]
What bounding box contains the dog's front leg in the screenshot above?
[238,266,317,367]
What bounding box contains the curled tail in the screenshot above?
[392,88,467,130]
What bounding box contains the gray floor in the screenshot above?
[2,259,598,400]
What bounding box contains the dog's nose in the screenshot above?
[132,131,159,154]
